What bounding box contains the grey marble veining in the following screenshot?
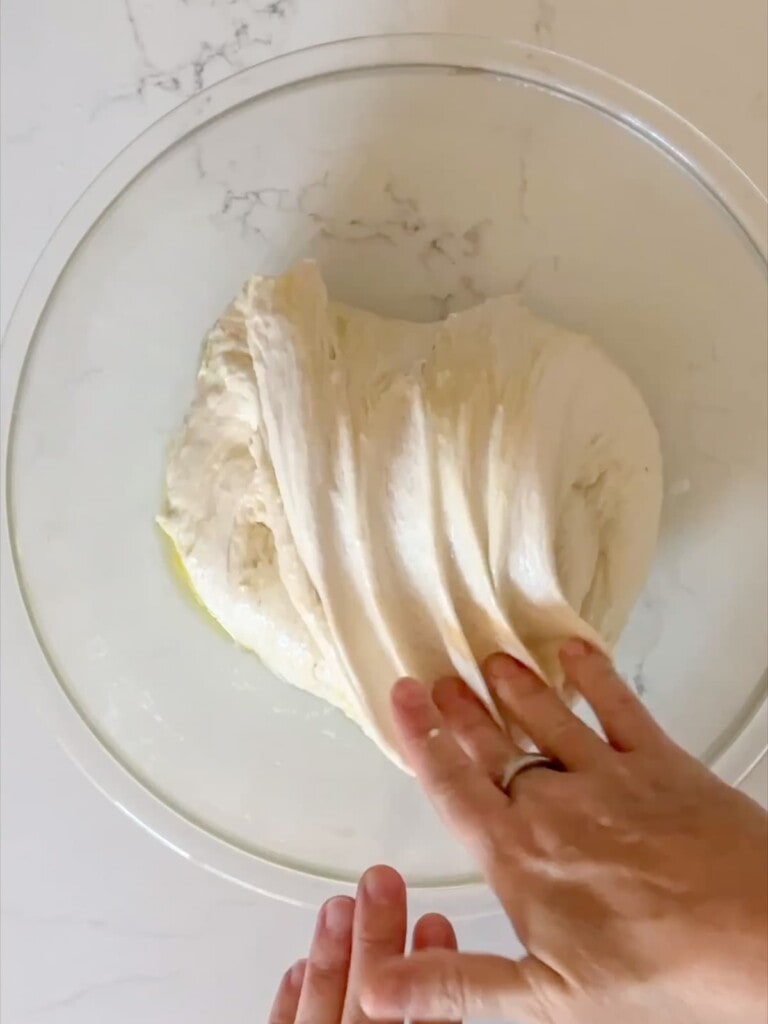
[105,0,296,109]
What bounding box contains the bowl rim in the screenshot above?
[2,32,766,915]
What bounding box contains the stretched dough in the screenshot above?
[159,262,662,768]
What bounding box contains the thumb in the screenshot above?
[361,949,555,1021]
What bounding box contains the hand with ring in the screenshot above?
[366,641,768,1022]
[272,641,768,1023]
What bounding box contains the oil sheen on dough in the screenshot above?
[159,262,662,769]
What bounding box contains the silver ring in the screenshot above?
[501,753,563,796]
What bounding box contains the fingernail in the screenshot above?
[360,960,407,1018]
[290,959,307,986]
[363,865,404,905]
[561,638,591,659]
[485,654,538,695]
[484,652,516,680]
[392,676,427,710]
[432,676,465,704]
[322,896,354,938]
[415,912,455,949]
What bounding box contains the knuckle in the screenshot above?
[271,1005,297,1024]
[524,961,566,1024]
[594,661,628,695]
[463,720,490,750]
[514,769,560,801]
[609,681,641,713]
[355,923,399,957]
[432,758,470,799]
[469,810,511,866]
[543,712,581,748]
[268,990,294,1024]
[433,962,469,1016]
[609,755,637,787]
[305,958,347,990]
[520,811,562,858]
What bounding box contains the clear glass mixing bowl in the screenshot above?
[3,35,766,912]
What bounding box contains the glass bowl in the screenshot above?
[3,35,766,914]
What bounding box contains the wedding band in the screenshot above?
[501,753,563,796]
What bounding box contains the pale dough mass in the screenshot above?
[159,262,662,768]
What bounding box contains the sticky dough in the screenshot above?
[159,262,662,768]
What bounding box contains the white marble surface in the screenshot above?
[1,2,766,1022]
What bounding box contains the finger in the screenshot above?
[342,865,407,1024]
[362,949,557,1022]
[295,896,354,1024]
[391,678,510,857]
[268,959,306,1024]
[412,913,458,953]
[433,676,522,784]
[560,640,667,752]
[484,654,609,770]
[413,915,461,1024]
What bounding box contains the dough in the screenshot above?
[159,262,662,768]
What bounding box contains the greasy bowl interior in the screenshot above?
[4,36,767,908]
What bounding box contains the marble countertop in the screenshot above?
[2,2,766,1022]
